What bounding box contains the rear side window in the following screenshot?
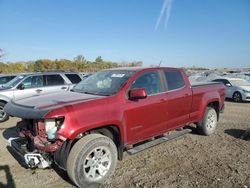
[65,74,82,84]
[45,74,65,86]
[164,70,185,91]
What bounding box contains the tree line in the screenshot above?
[0,52,143,73]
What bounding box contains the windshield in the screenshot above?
[73,70,135,96]
[230,79,250,86]
[2,75,27,89]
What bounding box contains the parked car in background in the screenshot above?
[212,78,250,102]
[0,74,17,87]
[80,73,93,80]
[0,71,82,122]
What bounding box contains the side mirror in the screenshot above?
[129,88,147,100]
[226,83,232,87]
[17,83,25,90]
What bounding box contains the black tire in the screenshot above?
[0,102,9,123]
[197,107,217,136]
[233,91,242,102]
[67,134,118,188]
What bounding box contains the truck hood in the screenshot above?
[4,91,105,119]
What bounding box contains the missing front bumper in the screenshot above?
[8,137,52,169]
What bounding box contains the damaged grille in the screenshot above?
[15,118,63,153]
[23,119,46,138]
[20,119,46,152]
[25,119,37,135]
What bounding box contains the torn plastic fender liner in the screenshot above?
[4,100,50,119]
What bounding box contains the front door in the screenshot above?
[14,75,44,100]
[124,71,167,144]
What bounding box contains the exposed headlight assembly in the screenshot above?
[45,118,64,140]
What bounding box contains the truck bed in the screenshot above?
[190,81,222,87]
[189,81,226,123]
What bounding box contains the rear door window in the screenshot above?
[65,74,82,84]
[45,74,65,86]
[164,70,185,91]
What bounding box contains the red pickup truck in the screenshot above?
[5,67,225,188]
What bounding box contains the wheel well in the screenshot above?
[54,125,123,170]
[207,101,219,120]
[90,125,123,160]
[0,100,7,105]
[233,91,241,94]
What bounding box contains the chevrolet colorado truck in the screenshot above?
[5,67,225,188]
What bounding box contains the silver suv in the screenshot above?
[0,72,82,122]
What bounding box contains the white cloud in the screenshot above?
[155,0,173,31]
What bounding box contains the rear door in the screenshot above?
[14,75,44,100]
[125,70,167,144]
[163,70,192,130]
[42,74,69,94]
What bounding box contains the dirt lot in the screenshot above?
[0,101,249,188]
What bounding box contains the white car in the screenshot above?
[212,78,250,102]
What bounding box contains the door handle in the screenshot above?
[36,89,42,93]
[61,86,67,90]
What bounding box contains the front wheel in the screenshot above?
[67,134,118,188]
[233,91,242,102]
[197,107,217,136]
[0,102,9,123]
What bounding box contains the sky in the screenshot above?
[0,0,249,68]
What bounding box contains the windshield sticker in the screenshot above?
[111,74,125,78]
[97,78,112,89]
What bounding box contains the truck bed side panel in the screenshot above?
[190,83,225,123]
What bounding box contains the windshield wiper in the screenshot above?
[82,91,98,95]
[1,85,9,89]
[82,91,111,96]
[72,89,111,96]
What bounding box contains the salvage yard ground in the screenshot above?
[0,101,249,188]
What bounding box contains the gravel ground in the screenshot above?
[0,101,249,188]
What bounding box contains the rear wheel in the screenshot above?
[0,102,9,123]
[197,107,217,136]
[233,91,242,102]
[67,134,118,188]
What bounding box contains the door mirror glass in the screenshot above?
[17,83,25,90]
[129,88,147,100]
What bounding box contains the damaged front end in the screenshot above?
[8,118,66,169]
